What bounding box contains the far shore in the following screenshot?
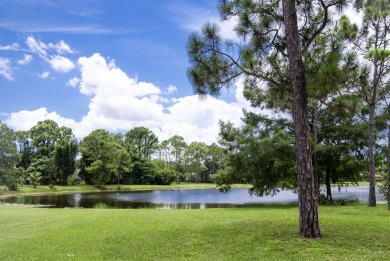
[0,181,375,199]
[0,183,251,199]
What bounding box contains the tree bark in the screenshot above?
[368,104,376,207]
[282,0,321,238]
[387,107,390,210]
[325,164,333,203]
[313,108,320,200]
[368,49,379,207]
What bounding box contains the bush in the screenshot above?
[5,176,19,191]
[150,168,176,185]
[379,174,388,201]
[4,171,21,191]
[67,173,82,185]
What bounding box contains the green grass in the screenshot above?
[0,204,389,260]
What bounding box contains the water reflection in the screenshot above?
[0,187,385,209]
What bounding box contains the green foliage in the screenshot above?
[27,171,42,188]
[53,136,78,185]
[337,15,359,40]
[183,141,209,183]
[67,173,82,185]
[365,48,390,60]
[19,120,78,185]
[218,120,296,196]
[3,170,20,191]
[94,203,109,209]
[125,126,159,160]
[79,129,133,186]
[150,163,176,185]
[0,121,18,185]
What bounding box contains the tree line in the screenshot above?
[0,120,226,190]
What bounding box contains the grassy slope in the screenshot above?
[0,204,389,260]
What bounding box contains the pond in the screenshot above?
[1,186,385,209]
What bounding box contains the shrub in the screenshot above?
[4,171,21,191]
[67,173,82,185]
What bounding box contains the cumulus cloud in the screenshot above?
[18,54,33,65]
[5,107,77,132]
[77,53,160,97]
[5,53,251,144]
[67,76,80,87]
[26,36,75,72]
[0,58,14,80]
[49,55,75,73]
[166,85,177,94]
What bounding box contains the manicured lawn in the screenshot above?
[0,204,389,260]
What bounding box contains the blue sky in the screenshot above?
[0,0,249,144]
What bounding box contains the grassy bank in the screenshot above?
[0,204,389,260]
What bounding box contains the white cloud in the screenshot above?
[77,53,160,97]
[48,40,74,54]
[5,108,77,132]
[67,76,80,87]
[38,71,50,79]
[166,85,177,94]
[49,55,75,73]
[5,53,252,144]
[26,36,48,58]
[0,58,14,80]
[0,43,21,51]
[169,3,238,41]
[18,54,33,65]
[344,5,363,27]
[26,36,75,73]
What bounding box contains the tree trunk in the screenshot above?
[325,164,333,204]
[368,105,376,207]
[367,45,380,207]
[387,107,390,210]
[282,0,321,238]
[313,108,320,200]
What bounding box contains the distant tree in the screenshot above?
[27,169,42,188]
[158,135,187,183]
[205,143,225,177]
[169,135,187,183]
[79,129,132,186]
[53,136,78,185]
[14,130,32,170]
[29,119,60,158]
[113,148,133,187]
[125,127,159,160]
[79,129,117,186]
[0,121,18,187]
[26,120,78,185]
[183,142,209,183]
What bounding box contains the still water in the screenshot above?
[1,186,384,209]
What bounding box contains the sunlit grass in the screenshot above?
[0,204,389,260]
